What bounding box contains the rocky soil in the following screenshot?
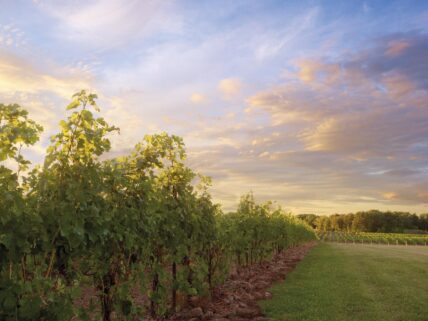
[168,242,318,321]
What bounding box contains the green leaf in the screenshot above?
[66,100,80,110]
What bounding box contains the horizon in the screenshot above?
[1,0,428,214]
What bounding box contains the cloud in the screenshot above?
[383,192,399,200]
[0,53,92,99]
[347,31,428,90]
[383,187,428,203]
[2,2,428,214]
[190,93,206,104]
[250,31,428,158]
[233,31,428,212]
[0,23,26,48]
[296,59,341,84]
[100,96,144,149]
[301,108,428,157]
[218,78,242,98]
[386,39,411,57]
[254,6,319,60]
[36,0,180,50]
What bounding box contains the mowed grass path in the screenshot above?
[260,243,428,321]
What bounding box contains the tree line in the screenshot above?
[298,211,428,233]
[0,91,316,321]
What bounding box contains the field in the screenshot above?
[318,231,428,245]
[260,243,428,321]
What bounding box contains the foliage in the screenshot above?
[222,193,316,267]
[318,231,428,245]
[0,93,316,320]
[298,211,428,233]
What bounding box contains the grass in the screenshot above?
[260,243,428,321]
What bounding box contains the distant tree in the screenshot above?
[418,214,428,231]
[312,210,427,233]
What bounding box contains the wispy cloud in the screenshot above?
[240,31,428,211]
[35,0,180,50]
[0,53,92,98]
[254,6,320,60]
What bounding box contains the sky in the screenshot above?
[1,0,428,214]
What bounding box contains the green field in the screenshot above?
[260,243,428,321]
[317,231,428,245]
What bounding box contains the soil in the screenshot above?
[167,241,318,321]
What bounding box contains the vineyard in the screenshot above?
[317,231,428,245]
[0,92,316,321]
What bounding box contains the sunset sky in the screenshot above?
[1,0,428,214]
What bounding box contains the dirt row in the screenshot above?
[169,242,318,321]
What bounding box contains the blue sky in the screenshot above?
[1,0,428,213]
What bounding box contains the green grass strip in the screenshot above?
[260,243,428,321]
